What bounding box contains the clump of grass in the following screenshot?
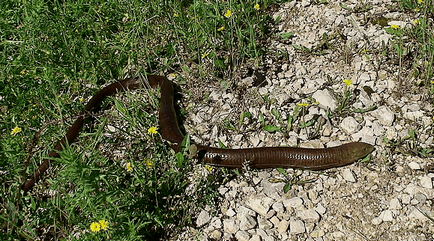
[0,0,286,240]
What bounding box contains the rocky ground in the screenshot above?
[173,0,434,240]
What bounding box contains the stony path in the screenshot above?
[175,1,434,240]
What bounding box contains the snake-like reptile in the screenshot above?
[22,75,374,191]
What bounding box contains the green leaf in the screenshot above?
[218,139,227,148]
[175,152,184,167]
[279,32,295,41]
[276,167,287,177]
[264,125,280,132]
[271,108,280,119]
[283,182,292,193]
[259,113,265,126]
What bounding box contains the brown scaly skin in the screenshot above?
[22,75,374,191]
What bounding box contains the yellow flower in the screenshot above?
[224,10,232,18]
[126,162,133,172]
[11,126,21,135]
[412,19,420,25]
[297,103,309,107]
[390,25,400,29]
[90,222,101,232]
[99,220,108,230]
[414,8,420,12]
[418,0,423,3]
[20,69,28,75]
[79,97,84,102]
[343,79,352,87]
[147,126,157,134]
[205,165,213,172]
[144,159,154,168]
[254,4,260,10]
[217,26,225,31]
[201,51,210,58]
[174,13,179,17]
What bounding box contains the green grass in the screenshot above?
[0,0,281,239]
[1,0,434,240]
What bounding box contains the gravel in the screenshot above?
[173,0,434,240]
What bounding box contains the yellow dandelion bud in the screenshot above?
[412,19,420,25]
[390,25,400,29]
[90,222,101,232]
[217,26,225,31]
[418,0,423,3]
[205,165,213,172]
[343,79,352,87]
[224,10,232,18]
[126,162,133,172]
[254,4,260,10]
[147,126,157,134]
[414,8,420,12]
[174,13,179,17]
[99,220,108,230]
[11,126,21,135]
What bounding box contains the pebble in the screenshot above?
[408,161,420,170]
[312,89,337,111]
[223,219,239,234]
[246,195,274,216]
[340,116,360,134]
[420,176,433,189]
[342,169,356,182]
[289,219,305,234]
[196,210,211,227]
[371,105,395,126]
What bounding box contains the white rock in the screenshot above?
[315,203,327,215]
[408,161,420,170]
[245,195,274,216]
[289,219,305,234]
[235,230,250,241]
[371,217,383,225]
[312,89,337,111]
[225,208,236,217]
[282,196,304,210]
[403,111,424,120]
[297,209,320,223]
[371,105,395,126]
[250,234,261,241]
[239,215,257,231]
[340,116,360,134]
[379,210,394,222]
[278,220,290,234]
[210,230,222,240]
[196,210,211,227]
[420,175,433,189]
[390,198,402,210]
[342,169,356,182]
[223,219,239,234]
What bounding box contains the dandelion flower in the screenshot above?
[201,51,210,58]
[414,8,420,12]
[11,126,21,135]
[174,13,179,17]
[412,19,420,25]
[147,126,157,134]
[99,220,108,230]
[224,10,232,18]
[390,25,400,29]
[205,165,213,172]
[217,26,225,31]
[418,0,423,3]
[126,162,133,172]
[343,79,352,87]
[254,4,260,10]
[90,222,101,232]
[144,159,154,168]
